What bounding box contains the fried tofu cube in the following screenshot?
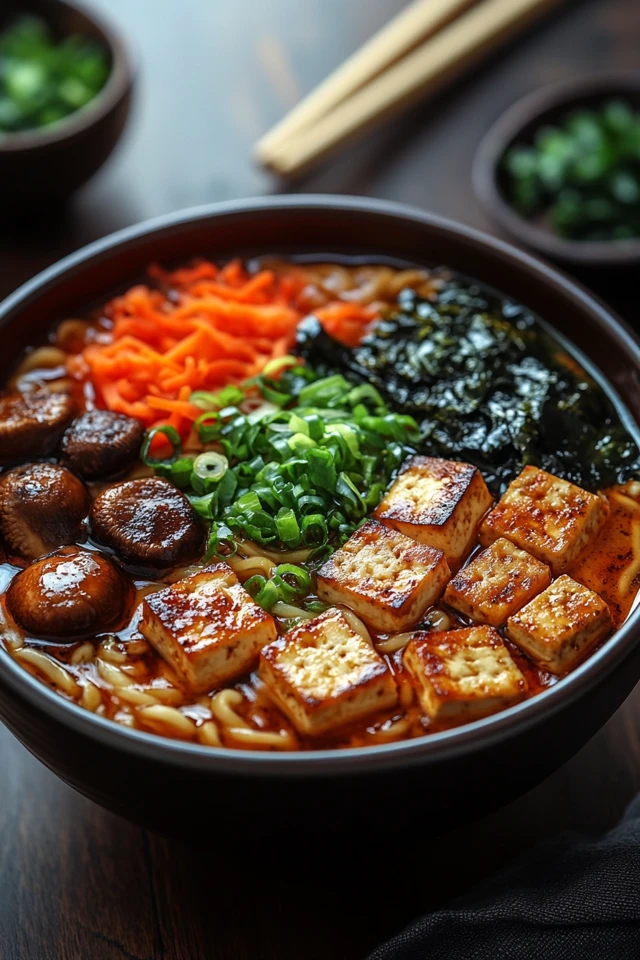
[444,538,551,627]
[317,519,450,632]
[375,456,493,565]
[259,608,398,736]
[479,466,608,574]
[140,563,277,693]
[403,625,527,721]
[506,574,613,675]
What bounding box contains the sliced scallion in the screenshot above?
[193,451,228,483]
[142,364,420,559]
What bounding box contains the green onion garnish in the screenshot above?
[142,366,420,560]
[193,451,228,483]
[273,563,311,596]
[245,563,312,612]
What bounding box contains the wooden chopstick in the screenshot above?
[258,0,569,178]
[255,0,479,160]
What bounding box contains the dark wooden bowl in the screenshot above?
[0,0,133,213]
[1,197,639,841]
[473,72,640,269]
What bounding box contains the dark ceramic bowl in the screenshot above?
[0,0,133,213]
[1,196,640,841]
[473,72,640,269]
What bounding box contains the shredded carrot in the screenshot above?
[313,302,377,348]
[68,258,377,439]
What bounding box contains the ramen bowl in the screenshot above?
[0,196,639,840]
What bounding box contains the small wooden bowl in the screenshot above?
[473,72,640,268]
[0,0,133,214]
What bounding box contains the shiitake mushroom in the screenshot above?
[60,409,145,480]
[0,391,76,464]
[0,462,89,562]
[6,546,132,641]
[90,477,204,569]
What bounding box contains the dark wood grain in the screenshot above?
[1,1,640,957]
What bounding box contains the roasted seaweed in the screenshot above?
[297,283,640,493]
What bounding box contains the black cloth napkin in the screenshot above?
[369,795,640,959]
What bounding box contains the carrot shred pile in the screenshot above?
[67,259,376,439]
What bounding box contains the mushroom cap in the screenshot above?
[6,546,132,640]
[0,391,76,464]
[60,409,145,480]
[90,477,205,569]
[0,462,89,562]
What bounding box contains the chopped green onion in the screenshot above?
[243,400,280,422]
[346,384,385,408]
[235,489,262,513]
[297,494,326,515]
[306,447,337,490]
[189,491,217,519]
[244,574,267,599]
[0,15,110,136]
[255,578,280,611]
[193,451,228,483]
[167,457,196,489]
[259,383,291,407]
[298,374,350,408]
[204,523,237,562]
[275,507,301,546]
[190,385,245,410]
[303,413,324,441]
[143,360,419,561]
[288,412,310,436]
[217,468,238,506]
[246,563,311,610]
[194,410,221,443]
[302,513,328,546]
[261,355,299,378]
[304,599,328,614]
[288,432,317,454]
[336,472,366,520]
[140,425,182,466]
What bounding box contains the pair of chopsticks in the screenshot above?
[255,0,569,178]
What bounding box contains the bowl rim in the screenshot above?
[472,70,640,266]
[0,0,133,154]
[1,193,640,777]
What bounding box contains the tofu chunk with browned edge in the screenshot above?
[259,608,398,736]
[479,466,608,574]
[375,456,493,565]
[403,625,527,721]
[444,538,551,627]
[140,563,277,693]
[317,519,450,632]
[506,574,613,675]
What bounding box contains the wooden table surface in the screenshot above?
[1,1,639,957]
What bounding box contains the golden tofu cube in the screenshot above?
[140,563,277,693]
[375,456,493,565]
[444,538,551,627]
[403,625,527,721]
[317,519,450,632]
[479,466,608,574]
[259,608,398,736]
[506,574,613,675]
